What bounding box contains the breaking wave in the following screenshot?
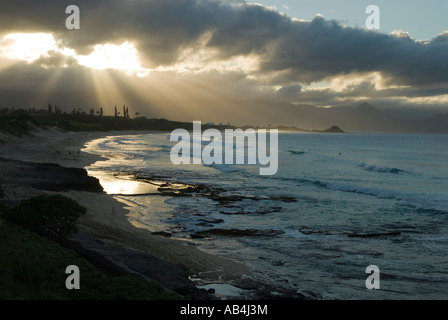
[312,180,448,213]
[359,162,406,174]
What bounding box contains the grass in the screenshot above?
[0,222,180,300]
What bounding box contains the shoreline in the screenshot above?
[0,128,257,299]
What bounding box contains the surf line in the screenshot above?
[170,121,278,175]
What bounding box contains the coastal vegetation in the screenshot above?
[0,106,344,137]
[0,106,197,134]
[0,222,180,299]
[0,186,179,300]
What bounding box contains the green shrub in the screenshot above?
[4,194,86,238]
[0,224,180,300]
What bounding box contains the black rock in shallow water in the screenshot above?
[191,228,285,238]
[348,231,401,238]
[151,231,172,237]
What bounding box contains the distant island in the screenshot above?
[272,124,345,133]
[321,125,345,133]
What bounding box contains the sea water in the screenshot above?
[83,132,448,299]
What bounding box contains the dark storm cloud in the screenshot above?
[276,84,302,99]
[34,51,78,68]
[279,83,448,107]
[260,17,448,86]
[1,0,448,86]
[0,59,89,92]
[0,0,225,64]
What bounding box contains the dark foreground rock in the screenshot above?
[67,233,212,299]
[0,157,103,192]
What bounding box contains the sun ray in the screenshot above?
[0,56,21,74]
[87,68,128,114]
[31,59,81,106]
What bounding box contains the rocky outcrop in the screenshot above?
[0,157,103,192]
[68,233,213,299]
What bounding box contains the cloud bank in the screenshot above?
[0,0,447,119]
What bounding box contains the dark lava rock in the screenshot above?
[192,228,284,238]
[196,218,225,227]
[269,196,297,203]
[271,260,287,266]
[151,231,173,237]
[190,233,207,239]
[69,233,212,299]
[348,231,401,238]
[199,218,224,224]
[288,150,306,155]
[219,210,249,215]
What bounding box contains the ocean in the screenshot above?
[83,132,448,299]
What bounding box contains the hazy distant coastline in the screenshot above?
[2,101,447,135]
[0,106,345,140]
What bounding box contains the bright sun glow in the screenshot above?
[0,33,59,62]
[0,32,149,77]
[76,42,149,76]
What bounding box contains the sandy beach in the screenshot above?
[0,128,251,298]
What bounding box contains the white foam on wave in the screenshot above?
[203,162,241,173]
[316,180,448,213]
[359,162,405,174]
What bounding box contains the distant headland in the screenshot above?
[0,106,344,138]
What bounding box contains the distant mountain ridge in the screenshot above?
[1,88,447,133]
[225,101,448,133]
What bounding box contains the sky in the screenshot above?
[256,0,448,41]
[0,0,447,123]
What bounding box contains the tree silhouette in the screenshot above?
[114,105,118,117]
[100,107,103,117]
[48,103,52,114]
